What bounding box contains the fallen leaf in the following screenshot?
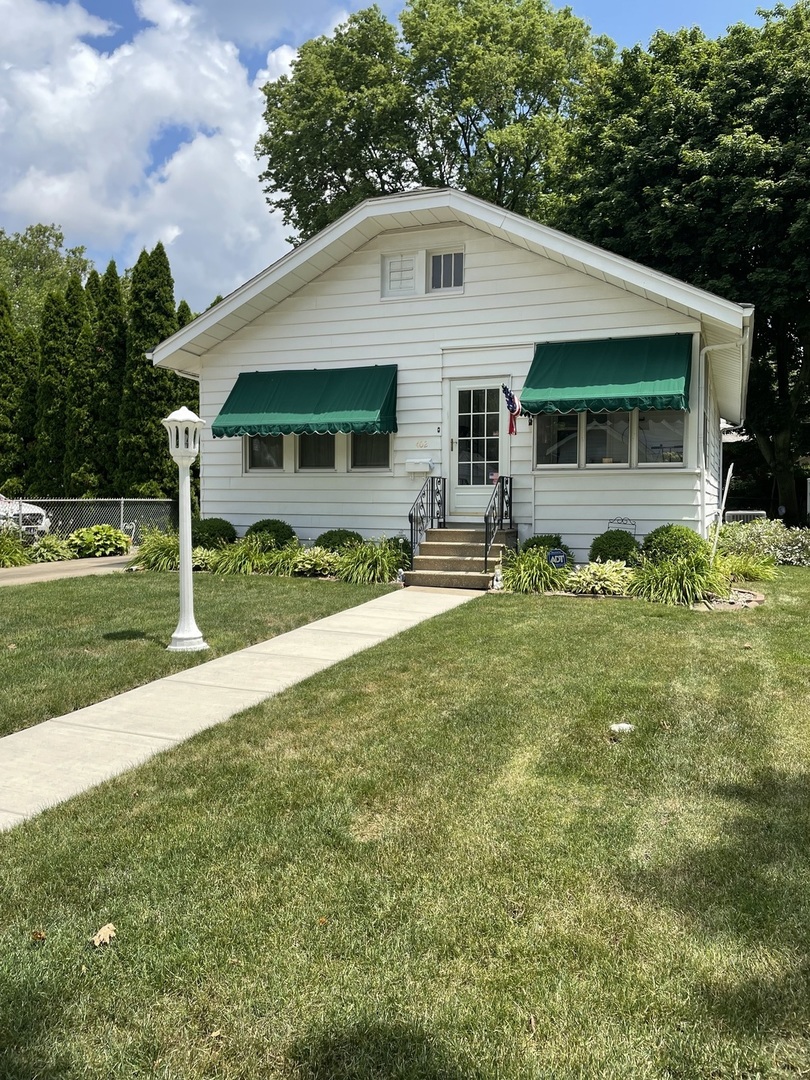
[92,923,116,947]
[209,1029,222,1040]
[318,917,329,926]
[31,929,46,943]
[7,643,17,650]
[742,643,753,649]
[527,1014,537,1034]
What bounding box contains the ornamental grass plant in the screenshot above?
[628,553,730,607]
[501,546,570,593]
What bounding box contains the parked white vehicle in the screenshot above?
[0,494,51,536]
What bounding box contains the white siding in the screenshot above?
[198,224,705,544]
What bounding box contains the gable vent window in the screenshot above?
[430,252,464,291]
[382,254,416,298]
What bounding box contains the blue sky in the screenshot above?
[2,0,767,311]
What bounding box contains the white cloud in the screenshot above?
[0,0,312,310]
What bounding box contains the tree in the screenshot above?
[16,327,40,493]
[63,274,99,494]
[92,261,129,495]
[556,2,810,522]
[176,299,195,328]
[117,243,193,497]
[0,224,91,332]
[256,0,611,241]
[30,292,70,495]
[0,287,21,491]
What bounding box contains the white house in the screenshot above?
[150,188,754,563]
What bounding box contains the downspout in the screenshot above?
[698,324,751,535]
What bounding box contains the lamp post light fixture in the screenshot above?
[162,406,209,652]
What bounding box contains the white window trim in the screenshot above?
[381,252,424,299]
[534,409,687,470]
[427,249,465,295]
[350,432,392,471]
[243,433,284,473]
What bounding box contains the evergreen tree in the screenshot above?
[63,274,98,494]
[30,291,70,495]
[176,299,194,328]
[84,268,102,325]
[17,328,40,492]
[0,287,21,491]
[118,242,190,496]
[93,261,128,494]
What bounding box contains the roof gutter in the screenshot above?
[146,351,200,383]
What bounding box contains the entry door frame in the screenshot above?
[445,375,514,518]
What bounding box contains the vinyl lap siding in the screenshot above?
[199,224,702,542]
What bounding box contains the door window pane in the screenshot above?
[457,386,499,486]
[299,433,335,469]
[585,411,630,464]
[638,410,685,463]
[535,414,578,465]
[247,434,283,470]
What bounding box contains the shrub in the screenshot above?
[315,528,363,552]
[245,518,296,547]
[0,530,31,568]
[628,554,730,607]
[501,547,570,594]
[521,534,575,563]
[566,560,634,595]
[191,547,215,572]
[191,517,236,548]
[589,529,640,564]
[132,528,180,572]
[711,518,810,566]
[335,539,404,584]
[714,552,778,583]
[67,524,131,558]
[642,523,710,563]
[30,534,75,563]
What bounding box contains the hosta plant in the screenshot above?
[628,554,730,607]
[30,534,75,563]
[566,560,634,596]
[290,545,340,577]
[67,525,131,558]
[501,547,570,594]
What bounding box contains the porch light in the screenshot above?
[162,406,209,652]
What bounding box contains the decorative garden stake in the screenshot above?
[162,406,209,652]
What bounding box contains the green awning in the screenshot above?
[520,335,692,414]
[212,365,398,437]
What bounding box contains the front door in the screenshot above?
[449,382,504,517]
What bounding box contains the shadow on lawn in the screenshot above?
[625,767,810,1040]
[0,978,73,1080]
[286,1019,483,1080]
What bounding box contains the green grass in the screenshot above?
[0,572,392,737]
[1,570,809,1077]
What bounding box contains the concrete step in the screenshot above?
[419,541,501,557]
[412,555,491,573]
[402,569,493,590]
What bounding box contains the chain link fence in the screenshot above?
[7,498,177,545]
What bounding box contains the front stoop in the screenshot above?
[403,526,518,590]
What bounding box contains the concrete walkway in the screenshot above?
[0,586,480,831]
[0,553,134,586]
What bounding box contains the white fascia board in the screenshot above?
[151,186,754,376]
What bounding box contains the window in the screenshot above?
[585,411,630,465]
[638,410,685,464]
[298,433,335,470]
[246,434,283,470]
[351,432,390,469]
[382,254,416,298]
[536,413,578,466]
[535,410,687,468]
[430,252,464,291]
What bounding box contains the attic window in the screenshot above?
[382,254,416,298]
[429,252,464,291]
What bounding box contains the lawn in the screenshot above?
[0,572,393,737]
[1,570,809,1078]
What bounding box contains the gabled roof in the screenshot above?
[151,187,754,423]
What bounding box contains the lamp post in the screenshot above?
[162,406,209,652]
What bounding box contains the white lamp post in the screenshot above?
[162,406,209,652]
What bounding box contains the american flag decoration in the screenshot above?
[502,384,521,435]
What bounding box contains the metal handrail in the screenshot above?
[483,476,512,571]
[408,476,446,566]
